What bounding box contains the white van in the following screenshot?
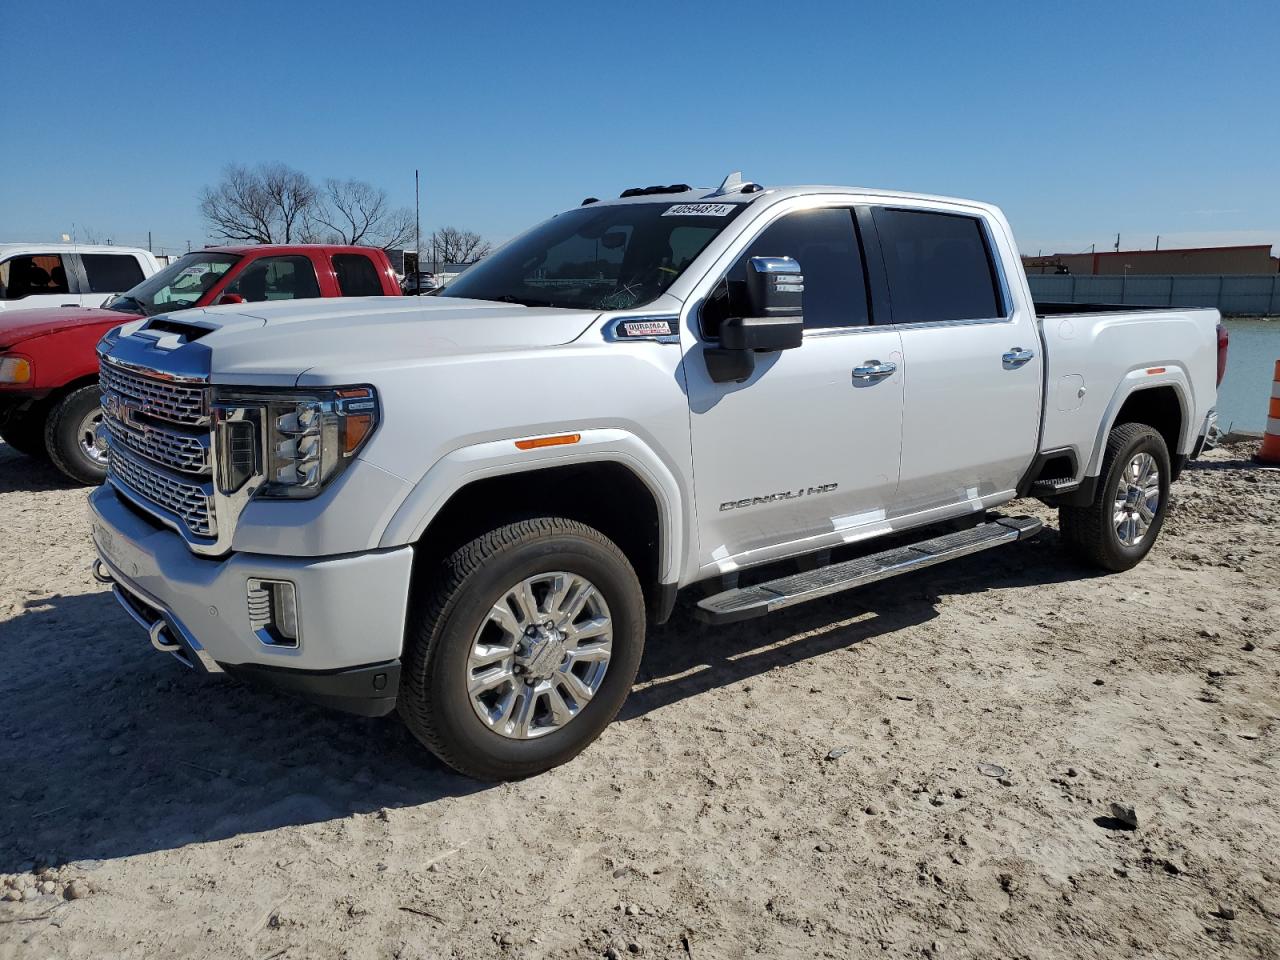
[0,243,161,311]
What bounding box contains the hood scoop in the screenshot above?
[137,317,217,347]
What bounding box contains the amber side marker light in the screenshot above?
[515,433,581,450]
[1146,367,1167,375]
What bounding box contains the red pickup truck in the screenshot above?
[0,244,401,483]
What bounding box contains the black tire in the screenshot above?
[1059,422,1171,572]
[44,384,107,485]
[0,409,49,459]
[399,518,646,781]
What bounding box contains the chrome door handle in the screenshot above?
[852,360,897,382]
[1002,347,1035,367]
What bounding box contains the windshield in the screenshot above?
[107,252,240,317]
[439,201,747,310]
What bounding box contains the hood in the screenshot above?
[0,306,139,349]
[104,296,601,387]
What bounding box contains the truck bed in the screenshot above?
[1034,300,1192,317]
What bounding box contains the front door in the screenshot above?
[685,205,905,574]
[0,253,80,310]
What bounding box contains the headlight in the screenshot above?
[0,355,32,384]
[213,385,379,499]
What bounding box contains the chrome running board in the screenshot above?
[695,516,1043,625]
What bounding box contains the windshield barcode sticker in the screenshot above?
[662,203,736,217]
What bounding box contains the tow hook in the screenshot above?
[91,559,114,584]
[148,620,183,654]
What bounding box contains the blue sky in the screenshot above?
[3,0,1277,258]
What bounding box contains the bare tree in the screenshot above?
[308,178,415,250]
[199,163,318,243]
[429,226,492,264]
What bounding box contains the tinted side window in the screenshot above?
[333,254,385,297]
[224,256,322,302]
[872,209,1003,323]
[82,253,146,293]
[701,208,868,336]
[0,254,70,300]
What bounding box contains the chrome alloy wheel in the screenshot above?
[466,572,613,740]
[79,408,109,467]
[1113,451,1160,546]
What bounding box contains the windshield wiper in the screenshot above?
[108,295,150,315]
[481,294,557,308]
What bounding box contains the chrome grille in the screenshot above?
[101,357,217,542]
[104,415,209,474]
[100,362,208,425]
[107,449,216,538]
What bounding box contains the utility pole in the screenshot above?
[415,169,421,274]
[1114,233,1120,252]
[1155,234,1160,251]
[148,230,152,253]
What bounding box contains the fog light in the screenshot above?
[247,578,300,647]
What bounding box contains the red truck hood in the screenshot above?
[0,306,140,349]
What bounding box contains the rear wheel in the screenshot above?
[44,384,108,485]
[399,517,645,781]
[1059,422,1170,572]
[0,409,49,459]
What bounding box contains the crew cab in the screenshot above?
[88,176,1225,780]
[0,244,400,483]
[0,243,160,311]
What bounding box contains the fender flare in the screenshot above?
[377,428,689,584]
[1084,367,1192,477]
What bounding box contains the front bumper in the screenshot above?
[89,483,414,716]
[0,390,44,423]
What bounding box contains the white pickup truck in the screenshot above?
[89,176,1226,780]
[0,243,160,310]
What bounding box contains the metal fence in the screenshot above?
[1027,274,1280,316]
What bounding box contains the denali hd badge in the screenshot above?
[720,483,838,511]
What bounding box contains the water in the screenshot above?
[1218,318,1279,433]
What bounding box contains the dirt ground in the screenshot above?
[1,439,1277,959]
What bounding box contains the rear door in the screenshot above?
[870,205,1042,518]
[0,252,80,310]
[78,253,148,306]
[685,204,905,573]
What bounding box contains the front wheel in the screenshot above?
[399,518,646,781]
[44,384,108,485]
[1059,422,1171,572]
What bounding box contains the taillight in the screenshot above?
[1216,323,1228,387]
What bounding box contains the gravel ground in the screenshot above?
[1,439,1277,959]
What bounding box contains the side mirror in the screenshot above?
[217,293,245,305]
[705,256,804,384]
[719,315,804,352]
[744,256,804,318]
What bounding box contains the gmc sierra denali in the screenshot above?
[88,175,1225,780]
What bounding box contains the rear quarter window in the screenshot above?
[333,253,385,297]
[872,209,1004,323]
